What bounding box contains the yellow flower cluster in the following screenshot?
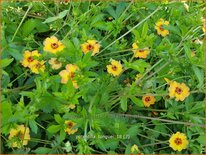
[9,125,30,148]
[21,50,45,74]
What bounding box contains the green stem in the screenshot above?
[11,4,32,42]
[135,59,163,86]
[9,72,26,86]
[111,113,205,127]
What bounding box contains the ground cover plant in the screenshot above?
[1,0,205,154]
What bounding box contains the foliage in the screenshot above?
[1,1,205,154]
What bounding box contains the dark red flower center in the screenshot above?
[87,44,94,50]
[27,56,34,62]
[139,49,144,53]
[145,97,151,102]
[67,122,74,128]
[51,43,59,49]
[174,138,182,145]
[175,87,183,94]
[112,65,117,71]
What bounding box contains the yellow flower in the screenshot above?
[169,132,188,151]
[107,59,123,76]
[59,64,79,88]
[142,95,156,107]
[30,60,45,74]
[132,42,150,58]
[21,50,41,68]
[48,58,62,70]
[131,144,139,153]
[8,125,30,148]
[43,36,65,54]
[168,81,190,101]
[155,18,169,37]
[81,40,100,56]
[64,120,78,135]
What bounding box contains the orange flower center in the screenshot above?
[175,87,183,94]
[67,122,74,129]
[87,44,94,50]
[112,65,117,71]
[159,25,164,31]
[51,43,59,49]
[174,137,182,145]
[27,56,34,62]
[145,97,151,102]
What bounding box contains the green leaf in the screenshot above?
[106,6,117,19]
[2,101,12,125]
[123,59,150,73]
[192,66,204,89]
[47,125,61,133]
[141,21,148,38]
[29,120,38,134]
[54,114,63,124]
[58,10,69,19]
[120,96,127,111]
[116,2,127,18]
[8,48,23,61]
[43,16,59,24]
[164,25,181,36]
[1,58,14,68]
[43,10,69,24]
[22,19,42,37]
[130,96,144,107]
[60,129,66,142]
[33,147,52,154]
